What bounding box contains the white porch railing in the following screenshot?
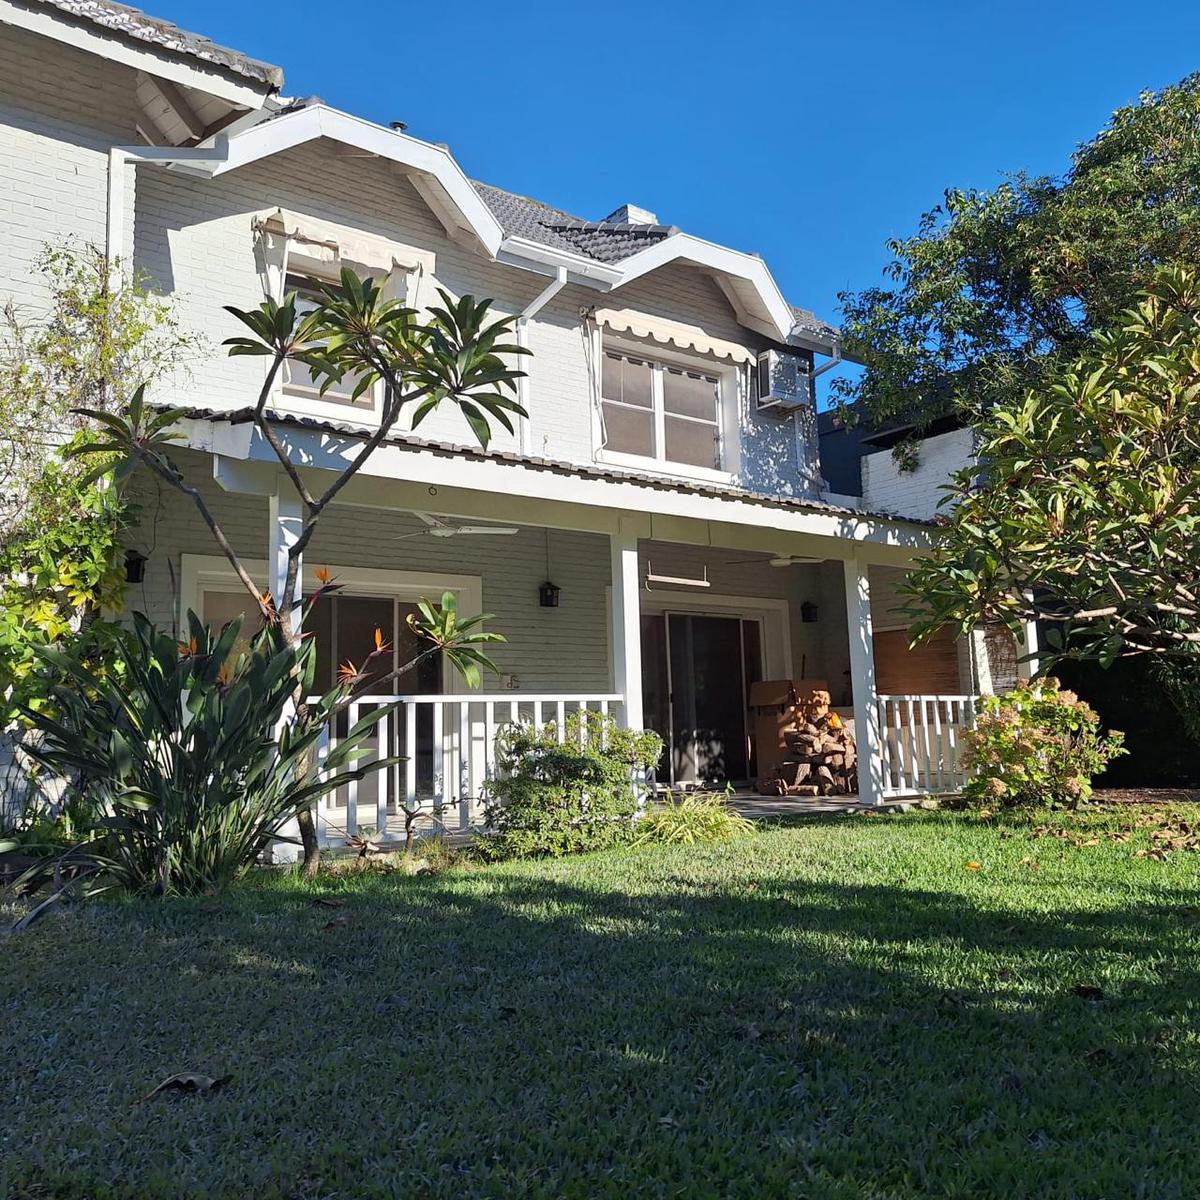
[878,694,980,798]
[310,692,624,846]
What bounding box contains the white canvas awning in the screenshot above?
[594,306,757,365]
[254,208,435,275]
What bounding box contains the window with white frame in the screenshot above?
[600,350,724,472]
[281,272,377,410]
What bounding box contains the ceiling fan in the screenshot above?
[725,554,825,568]
[395,512,520,541]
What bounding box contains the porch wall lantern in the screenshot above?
[125,549,147,584]
[539,529,561,607]
[801,600,819,623]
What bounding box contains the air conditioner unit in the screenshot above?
[754,348,812,414]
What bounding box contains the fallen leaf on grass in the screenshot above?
[1072,984,1104,1001]
[965,861,982,871]
[322,916,351,932]
[140,1072,232,1102]
[311,897,346,909]
[1017,857,1039,870]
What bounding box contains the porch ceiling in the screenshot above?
[180,407,935,567]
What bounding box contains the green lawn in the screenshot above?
[4,807,1200,1199]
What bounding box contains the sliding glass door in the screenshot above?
[641,612,763,787]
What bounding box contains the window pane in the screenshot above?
[663,367,719,420]
[664,415,720,469]
[602,401,655,457]
[602,353,652,408]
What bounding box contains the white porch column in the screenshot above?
[268,492,305,865]
[268,492,304,629]
[609,525,644,730]
[843,553,884,806]
[1015,616,1041,681]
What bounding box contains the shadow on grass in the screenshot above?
[3,838,1199,1199]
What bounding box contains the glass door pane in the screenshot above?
[666,613,750,785]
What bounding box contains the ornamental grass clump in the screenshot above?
[961,678,1125,807]
[634,791,755,847]
[480,713,662,860]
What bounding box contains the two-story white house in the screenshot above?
[0,0,1022,839]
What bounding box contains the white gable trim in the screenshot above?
[210,106,505,256]
[611,233,795,344]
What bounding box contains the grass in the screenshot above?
[3,805,1200,1199]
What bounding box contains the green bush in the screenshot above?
[480,712,662,860]
[8,611,395,896]
[634,791,755,846]
[961,678,1125,807]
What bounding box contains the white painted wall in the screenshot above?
[860,427,975,520]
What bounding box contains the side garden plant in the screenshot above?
[961,678,1125,807]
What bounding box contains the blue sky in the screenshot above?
[164,1,1200,327]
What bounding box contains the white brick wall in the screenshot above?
[860,427,975,520]
[0,24,138,314]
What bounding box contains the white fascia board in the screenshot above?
[183,419,931,564]
[612,233,795,343]
[497,236,623,289]
[209,105,504,257]
[0,0,274,110]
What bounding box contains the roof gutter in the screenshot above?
[498,235,623,288]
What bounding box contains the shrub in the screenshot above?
[634,791,755,846]
[8,611,395,896]
[961,678,1125,807]
[480,712,662,860]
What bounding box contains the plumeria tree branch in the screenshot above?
[69,269,528,871]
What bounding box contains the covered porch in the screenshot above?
[170,413,985,851]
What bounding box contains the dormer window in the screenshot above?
[600,350,723,472]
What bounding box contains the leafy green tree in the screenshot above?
[905,267,1200,673]
[0,246,201,723]
[836,73,1200,431]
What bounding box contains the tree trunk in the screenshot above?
[297,806,320,876]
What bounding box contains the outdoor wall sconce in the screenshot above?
[539,580,561,608]
[125,549,147,584]
[801,600,819,623]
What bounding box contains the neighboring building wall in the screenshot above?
[860,427,975,520]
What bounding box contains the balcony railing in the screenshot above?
[310,692,624,846]
[878,694,979,797]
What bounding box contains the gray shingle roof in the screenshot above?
[474,180,842,347]
[474,182,676,264]
[30,0,284,87]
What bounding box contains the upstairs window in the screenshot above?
[281,272,377,410]
[601,351,723,472]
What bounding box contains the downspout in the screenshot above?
[516,266,568,455]
[794,339,842,494]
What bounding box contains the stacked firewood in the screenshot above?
[769,691,857,796]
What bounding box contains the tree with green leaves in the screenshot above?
[836,73,1200,434]
[905,267,1200,677]
[75,269,527,870]
[0,246,201,723]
